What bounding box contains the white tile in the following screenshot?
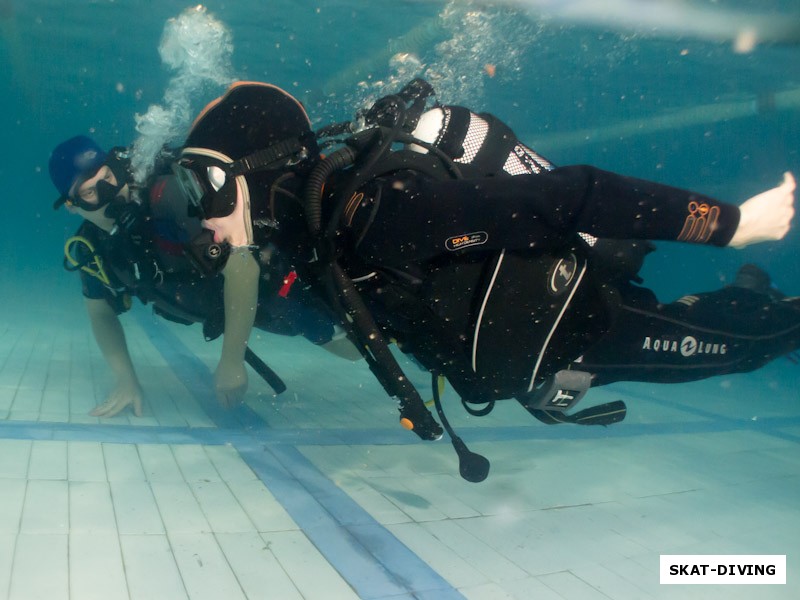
[69,532,128,600]
[388,522,490,589]
[173,444,222,483]
[20,480,68,534]
[495,577,568,600]
[216,532,304,600]
[205,445,258,482]
[0,386,15,413]
[0,439,31,479]
[377,480,449,522]
[262,530,359,600]
[70,391,99,418]
[0,339,33,391]
[422,519,528,583]
[138,444,184,482]
[7,410,41,422]
[132,415,161,428]
[569,563,657,600]
[302,445,387,479]
[172,396,215,427]
[10,388,43,415]
[331,479,411,525]
[67,441,107,482]
[438,513,532,571]
[120,534,188,600]
[37,411,70,423]
[226,479,297,533]
[402,473,482,519]
[191,481,255,533]
[40,366,69,416]
[169,532,247,600]
[110,481,165,535]
[103,443,146,481]
[9,533,68,600]
[69,481,117,533]
[0,479,25,533]
[28,441,67,480]
[0,534,16,597]
[151,481,210,534]
[459,581,521,600]
[538,570,613,600]
[69,411,99,425]
[144,385,184,426]
[603,554,662,598]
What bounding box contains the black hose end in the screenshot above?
[452,437,490,483]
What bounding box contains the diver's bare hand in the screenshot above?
[214,359,248,408]
[90,379,143,418]
[729,172,796,248]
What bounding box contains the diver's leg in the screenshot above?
[579,266,800,385]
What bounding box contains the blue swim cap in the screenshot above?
[49,135,107,198]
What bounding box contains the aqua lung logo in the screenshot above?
[207,244,222,259]
[680,337,698,356]
[642,335,727,357]
[547,253,578,295]
[445,231,488,251]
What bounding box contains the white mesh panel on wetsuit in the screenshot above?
[503,144,554,175]
[413,107,598,246]
[454,111,489,164]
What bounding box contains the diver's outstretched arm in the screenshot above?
[729,172,796,248]
[216,247,260,407]
[84,297,143,417]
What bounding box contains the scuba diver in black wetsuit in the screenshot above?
[51,79,798,479]
[49,135,344,417]
[165,79,798,480]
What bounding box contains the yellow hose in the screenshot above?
[64,236,111,286]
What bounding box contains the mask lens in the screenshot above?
[207,165,226,191]
[68,167,106,211]
[172,161,209,214]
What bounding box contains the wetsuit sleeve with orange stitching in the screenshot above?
[348,165,740,267]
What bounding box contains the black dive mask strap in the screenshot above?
[104,148,133,187]
[226,136,311,177]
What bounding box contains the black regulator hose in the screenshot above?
[302,122,443,443]
[431,372,490,482]
[330,262,443,441]
[304,146,358,235]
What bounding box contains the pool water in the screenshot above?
[0,1,798,598]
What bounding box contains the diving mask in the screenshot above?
[66,168,124,212]
[55,149,133,212]
[171,157,232,219]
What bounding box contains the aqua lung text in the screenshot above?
[642,335,727,357]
